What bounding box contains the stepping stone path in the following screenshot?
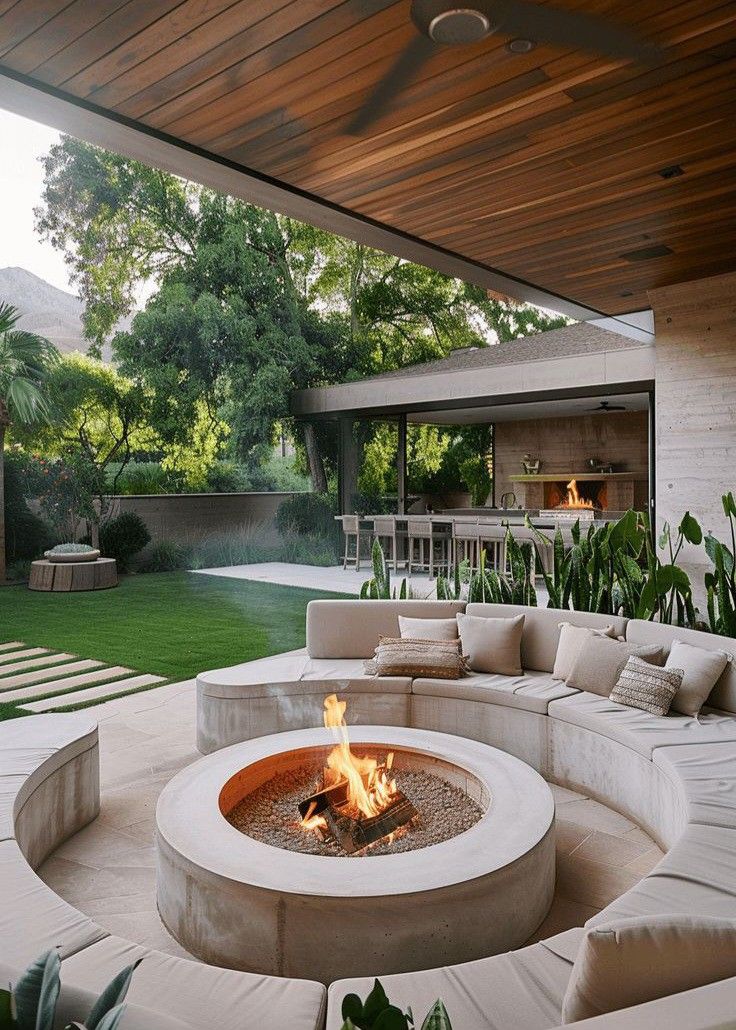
[0,642,166,712]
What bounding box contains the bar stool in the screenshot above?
[340,514,364,570]
[408,517,450,577]
[373,515,404,572]
[452,519,481,573]
[478,522,507,573]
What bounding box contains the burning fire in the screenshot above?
[559,478,594,510]
[300,694,398,834]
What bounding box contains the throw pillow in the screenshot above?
[456,612,524,676]
[553,622,618,682]
[566,636,664,696]
[665,639,731,717]
[562,914,736,1023]
[610,655,683,716]
[398,615,459,641]
[365,637,469,680]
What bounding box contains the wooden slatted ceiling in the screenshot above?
[1,0,735,315]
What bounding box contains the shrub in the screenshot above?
[100,511,151,570]
[138,539,193,573]
[112,460,170,495]
[202,460,249,493]
[3,450,53,561]
[276,492,338,539]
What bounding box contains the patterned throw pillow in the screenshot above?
[364,637,470,680]
[610,655,684,716]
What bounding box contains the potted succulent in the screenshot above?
[44,542,100,564]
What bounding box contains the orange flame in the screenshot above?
[300,695,398,834]
[559,479,594,510]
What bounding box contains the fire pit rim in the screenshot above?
[156,726,554,899]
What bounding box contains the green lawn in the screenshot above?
[0,572,346,720]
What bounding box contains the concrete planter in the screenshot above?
[44,548,100,563]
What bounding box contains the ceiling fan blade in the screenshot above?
[491,0,660,63]
[347,34,436,135]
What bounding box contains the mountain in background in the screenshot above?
[0,266,130,360]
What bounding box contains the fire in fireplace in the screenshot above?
[298,694,418,854]
[541,478,606,518]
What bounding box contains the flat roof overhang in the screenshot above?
[292,339,655,421]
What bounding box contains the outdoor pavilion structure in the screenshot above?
[0,0,734,590]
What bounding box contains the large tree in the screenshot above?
[36,137,570,495]
[0,303,57,579]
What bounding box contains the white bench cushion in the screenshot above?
[0,839,106,968]
[300,658,410,693]
[62,936,327,1030]
[412,669,578,714]
[586,824,736,928]
[653,742,736,830]
[548,693,736,758]
[197,653,410,697]
[325,929,584,1030]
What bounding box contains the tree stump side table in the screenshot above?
[29,557,118,592]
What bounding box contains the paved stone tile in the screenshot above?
[0,660,105,695]
[554,798,637,836]
[569,829,650,869]
[23,673,165,712]
[0,653,76,676]
[625,847,665,876]
[527,895,599,944]
[554,819,592,856]
[0,641,24,652]
[556,854,641,909]
[0,647,50,665]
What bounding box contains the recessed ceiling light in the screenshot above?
[658,165,684,179]
[506,38,536,53]
[620,244,673,263]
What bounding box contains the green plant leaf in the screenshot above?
[421,1000,453,1030]
[679,511,703,546]
[14,950,59,1030]
[373,1007,410,1030]
[0,987,14,1029]
[363,981,391,1025]
[86,960,142,1030]
[342,994,363,1025]
[91,1004,127,1030]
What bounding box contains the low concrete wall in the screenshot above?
[107,492,306,544]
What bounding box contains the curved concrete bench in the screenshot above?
[0,713,326,1030]
[197,599,736,1029]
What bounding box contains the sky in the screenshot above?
[0,108,70,291]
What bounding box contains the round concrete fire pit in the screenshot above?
[156,727,555,983]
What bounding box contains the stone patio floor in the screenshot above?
[37,680,663,961]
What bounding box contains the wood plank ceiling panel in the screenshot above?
[1,0,734,316]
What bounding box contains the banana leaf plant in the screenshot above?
[0,949,141,1030]
[705,492,736,636]
[341,978,452,1030]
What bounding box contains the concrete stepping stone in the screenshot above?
[0,647,49,664]
[0,664,132,703]
[22,674,166,712]
[0,659,104,692]
[0,653,77,676]
[0,641,24,652]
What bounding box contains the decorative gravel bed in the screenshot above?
[225,759,484,857]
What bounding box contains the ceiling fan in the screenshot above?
[348,1,659,134]
[588,400,627,412]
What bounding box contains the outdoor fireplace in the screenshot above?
[539,478,605,520]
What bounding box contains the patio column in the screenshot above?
[338,417,359,514]
[396,413,407,515]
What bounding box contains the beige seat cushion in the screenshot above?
[306,600,466,658]
[587,824,736,927]
[398,615,458,640]
[62,936,327,1030]
[412,669,578,714]
[548,693,736,759]
[325,929,584,1030]
[553,623,618,682]
[0,839,107,968]
[567,637,663,696]
[466,603,627,673]
[653,742,736,830]
[665,639,732,717]
[457,612,524,675]
[198,653,411,697]
[562,914,736,1023]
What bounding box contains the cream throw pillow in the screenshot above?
[566,636,664,696]
[398,616,459,641]
[456,612,524,676]
[553,622,617,682]
[665,639,731,717]
[562,914,736,1023]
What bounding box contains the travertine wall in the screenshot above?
[650,271,736,597]
[493,411,649,505]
